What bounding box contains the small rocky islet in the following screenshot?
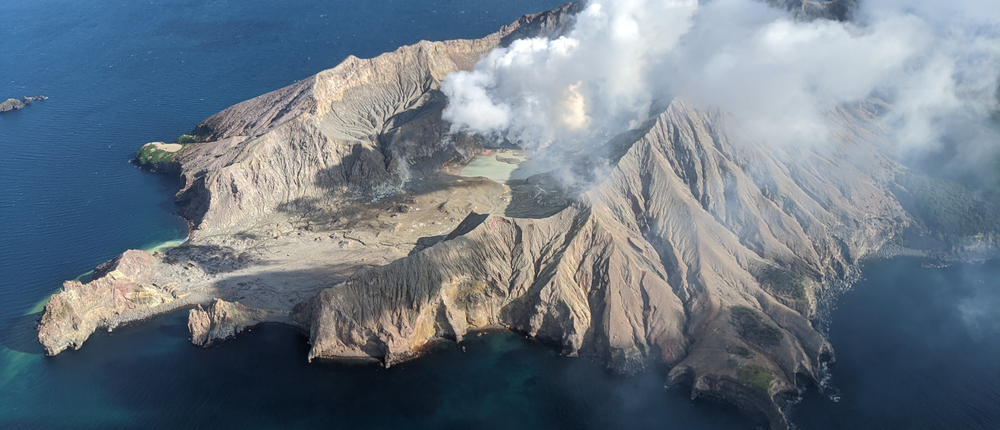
[0,95,48,113]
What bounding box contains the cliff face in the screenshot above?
[188,299,270,347]
[38,3,916,429]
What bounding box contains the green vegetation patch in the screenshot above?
[136,142,185,166]
[731,306,783,348]
[738,365,774,392]
[174,134,207,144]
[759,267,808,300]
[896,173,1000,239]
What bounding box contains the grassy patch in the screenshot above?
[174,134,206,144]
[136,143,184,166]
[731,306,783,348]
[738,365,774,392]
[759,267,808,300]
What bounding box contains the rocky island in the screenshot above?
[36,1,999,429]
[0,95,47,113]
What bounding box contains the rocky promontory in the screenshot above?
[38,250,189,355]
[133,141,189,173]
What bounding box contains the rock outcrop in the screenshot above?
[188,299,269,346]
[0,95,47,113]
[37,250,187,355]
[0,98,24,112]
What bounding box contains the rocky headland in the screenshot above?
[36,1,995,429]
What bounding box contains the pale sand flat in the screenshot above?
[149,142,183,152]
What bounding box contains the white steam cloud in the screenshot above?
[441,0,1000,162]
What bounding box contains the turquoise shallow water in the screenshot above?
[1,1,999,429]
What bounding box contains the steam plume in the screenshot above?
[441,0,1000,170]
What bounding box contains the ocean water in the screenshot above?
[1,1,998,429]
[792,258,1000,429]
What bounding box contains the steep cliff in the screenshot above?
[188,299,270,347]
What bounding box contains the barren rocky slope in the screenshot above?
[293,99,906,428]
[39,2,917,429]
[171,1,583,236]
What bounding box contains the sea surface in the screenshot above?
[0,1,997,429]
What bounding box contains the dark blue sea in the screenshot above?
[1,1,998,429]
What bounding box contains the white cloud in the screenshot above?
[441,0,1000,171]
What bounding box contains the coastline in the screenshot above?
[26,226,192,318]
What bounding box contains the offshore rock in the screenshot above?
[0,98,24,112]
[188,299,269,346]
[0,95,47,113]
